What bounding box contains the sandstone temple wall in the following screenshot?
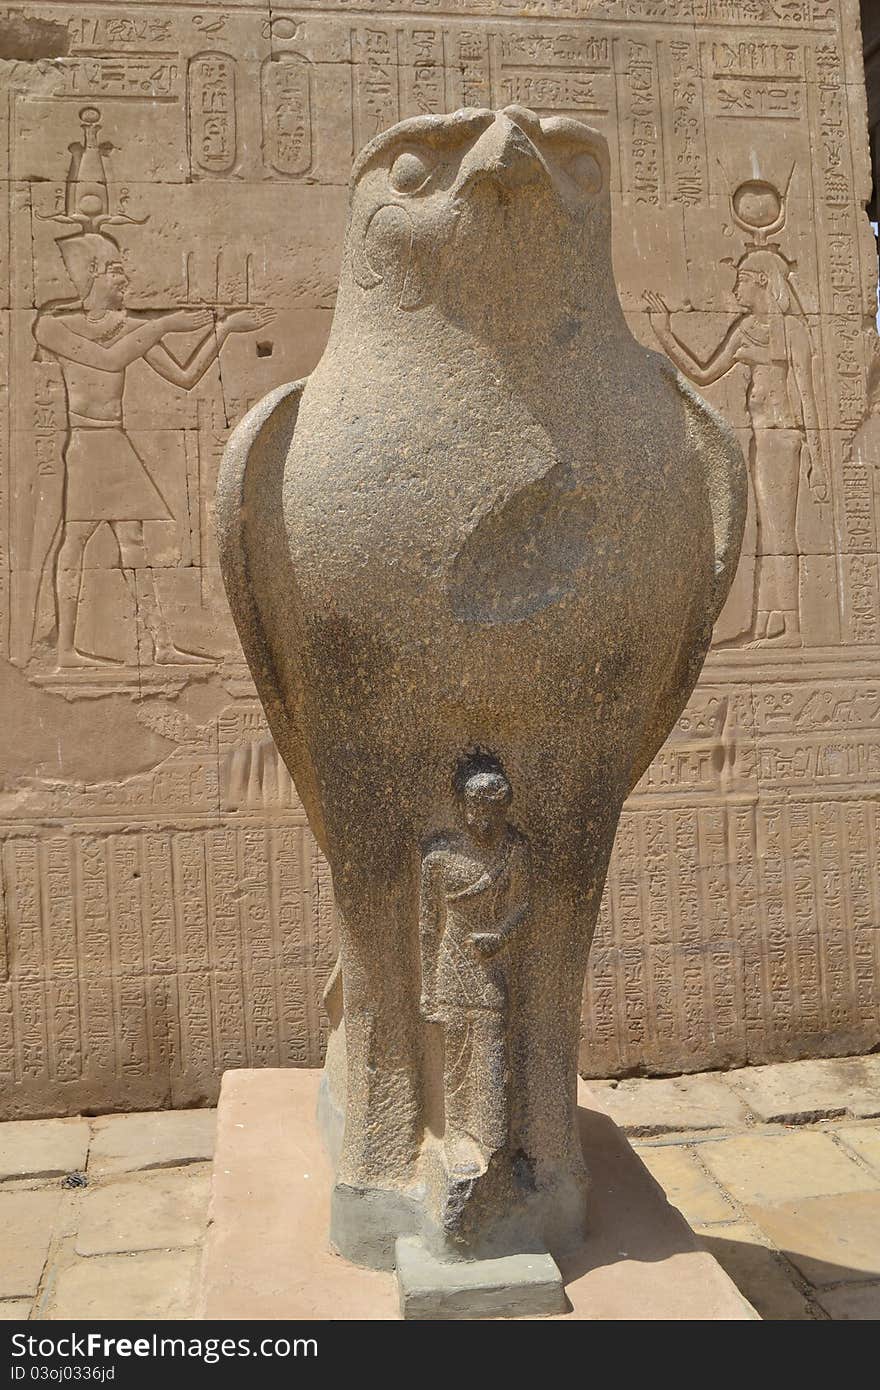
[0,0,877,1116]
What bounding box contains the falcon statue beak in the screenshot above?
[453,111,546,196]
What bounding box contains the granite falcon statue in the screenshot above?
[216,107,746,1271]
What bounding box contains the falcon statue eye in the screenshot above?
[389,149,434,194]
[566,151,602,194]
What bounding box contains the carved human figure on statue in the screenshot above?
[419,766,531,1180]
[33,229,271,668]
[645,221,827,648]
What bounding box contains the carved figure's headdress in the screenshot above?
[720,167,804,312]
[730,179,786,245]
[38,106,147,235]
[56,230,123,298]
[452,758,513,808]
[462,771,512,804]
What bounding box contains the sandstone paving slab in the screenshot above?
[833,1124,880,1176]
[0,1301,32,1320]
[45,1250,200,1321]
[0,1119,89,1181]
[88,1110,216,1178]
[201,1070,757,1320]
[698,1131,880,1206]
[815,1283,880,1320]
[0,1190,62,1298]
[634,1144,736,1225]
[725,1057,880,1124]
[74,1167,211,1257]
[693,1221,816,1321]
[746,1192,880,1289]
[589,1074,752,1136]
[54,1191,87,1241]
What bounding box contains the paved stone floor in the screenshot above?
[0,1111,214,1320]
[0,1054,878,1320]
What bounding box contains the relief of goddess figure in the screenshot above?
[645,178,828,648]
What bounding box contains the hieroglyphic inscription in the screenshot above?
[188,53,237,176]
[704,37,806,120]
[351,27,400,151]
[617,37,662,204]
[453,30,492,110]
[581,667,880,1074]
[1,1,878,1114]
[0,816,332,1115]
[67,15,174,47]
[400,29,445,116]
[660,37,706,205]
[46,838,80,1084]
[262,54,313,177]
[55,59,183,101]
[812,39,866,425]
[495,31,613,115]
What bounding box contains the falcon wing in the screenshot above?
[627,371,747,792]
[215,379,326,847]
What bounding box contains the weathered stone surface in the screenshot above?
[0,1300,33,1321]
[201,1068,402,1321]
[694,1221,817,1321]
[46,1250,200,1321]
[218,105,745,1268]
[816,1283,880,1319]
[0,1190,61,1297]
[0,3,878,1122]
[835,1123,880,1175]
[0,1118,89,1181]
[725,1058,880,1125]
[699,1132,879,1206]
[591,1073,753,1136]
[200,1069,757,1320]
[395,1238,566,1321]
[74,1168,211,1256]
[88,1110,216,1178]
[746,1192,880,1288]
[634,1144,737,1226]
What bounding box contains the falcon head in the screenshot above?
[340,107,614,332]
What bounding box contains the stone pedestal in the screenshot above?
[198,1069,758,1321]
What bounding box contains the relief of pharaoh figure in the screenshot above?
[419,766,531,1181]
[29,107,271,671]
[645,179,828,648]
[34,230,270,668]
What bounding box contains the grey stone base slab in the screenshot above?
[396,1237,566,1320]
